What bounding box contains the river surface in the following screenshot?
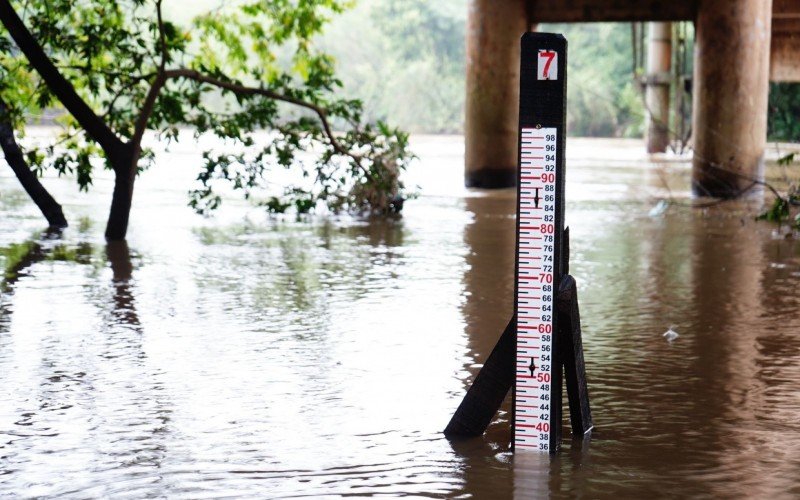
[1,136,799,498]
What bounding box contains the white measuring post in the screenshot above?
[514,127,559,451]
[513,33,568,453]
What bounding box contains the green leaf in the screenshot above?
[777,152,796,167]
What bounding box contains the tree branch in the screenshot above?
[55,64,158,84]
[0,96,68,228]
[161,68,369,176]
[703,162,786,202]
[156,0,167,71]
[129,0,169,149]
[0,0,124,154]
[131,73,166,148]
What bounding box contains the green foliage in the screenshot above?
[0,36,43,129]
[1,240,36,280]
[768,83,800,142]
[1,0,411,218]
[757,190,800,231]
[263,196,292,213]
[1,239,94,284]
[778,152,796,166]
[188,117,413,215]
[757,153,800,230]
[757,196,791,223]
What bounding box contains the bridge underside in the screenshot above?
[466,0,800,196]
[772,10,800,81]
[525,0,697,23]
[526,0,799,81]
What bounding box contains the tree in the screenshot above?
[0,0,411,241]
[0,35,67,228]
[0,97,67,228]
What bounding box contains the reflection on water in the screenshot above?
[1,137,800,497]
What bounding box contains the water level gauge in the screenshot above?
[513,33,567,453]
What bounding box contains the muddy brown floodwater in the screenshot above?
[1,136,800,498]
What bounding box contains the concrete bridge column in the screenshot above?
[465,0,529,188]
[692,0,773,197]
[645,22,672,153]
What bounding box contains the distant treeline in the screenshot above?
[322,0,800,141]
[319,0,466,135]
[320,1,646,136]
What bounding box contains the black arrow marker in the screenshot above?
[528,357,536,376]
[534,188,540,208]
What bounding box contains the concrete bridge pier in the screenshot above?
[464,0,529,188]
[692,0,773,197]
[645,22,672,153]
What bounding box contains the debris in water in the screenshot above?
[648,200,669,217]
[663,326,679,342]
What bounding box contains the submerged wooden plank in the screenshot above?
[444,317,516,437]
[557,275,594,436]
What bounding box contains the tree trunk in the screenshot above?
[0,100,68,228]
[104,146,137,241]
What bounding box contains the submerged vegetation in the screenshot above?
[758,153,800,231]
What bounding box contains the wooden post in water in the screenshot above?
[645,22,672,153]
[464,0,528,188]
[692,0,773,197]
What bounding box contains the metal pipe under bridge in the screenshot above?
[466,0,800,198]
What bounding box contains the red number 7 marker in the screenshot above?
[538,50,557,80]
